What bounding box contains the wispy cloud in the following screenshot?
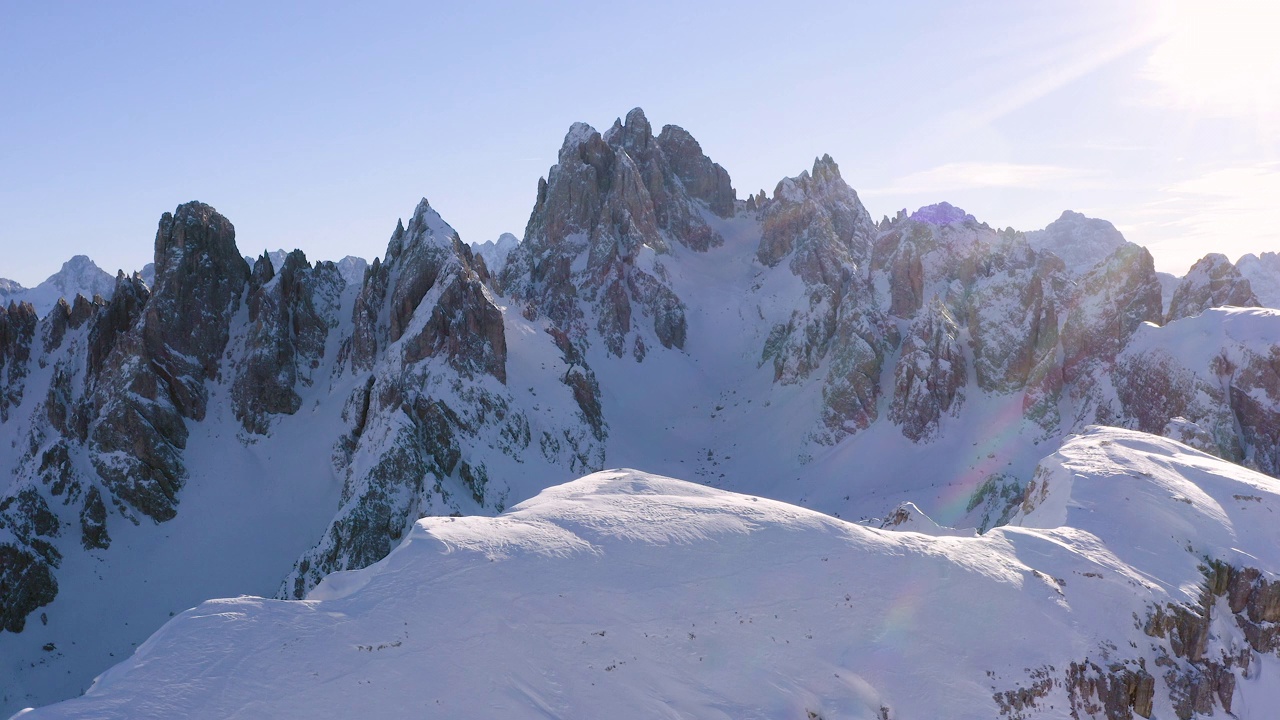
[1121,162,1280,272]
[864,162,1099,196]
[954,31,1163,131]
[1140,1,1280,121]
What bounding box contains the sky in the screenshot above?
[1,0,1278,286]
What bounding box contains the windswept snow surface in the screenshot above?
[18,427,1280,719]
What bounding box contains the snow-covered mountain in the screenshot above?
[470,232,519,276]
[0,257,116,317]
[19,428,1280,719]
[3,108,1280,716]
[1236,251,1280,308]
[1024,209,1128,275]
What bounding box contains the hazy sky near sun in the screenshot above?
[2,0,1278,286]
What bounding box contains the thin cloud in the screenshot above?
[864,162,1099,196]
[1139,1,1280,121]
[1124,162,1280,272]
[946,27,1164,134]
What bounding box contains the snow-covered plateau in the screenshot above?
[3,108,1280,717]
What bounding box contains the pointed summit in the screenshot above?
[811,153,842,183]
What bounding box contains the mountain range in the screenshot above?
[2,108,1279,718]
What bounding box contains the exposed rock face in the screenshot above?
[0,301,38,422]
[871,203,1008,309]
[1141,560,1280,720]
[890,301,965,441]
[1115,308,1280,474]
[282,199,598,599]
[963,238,1052,394]
[347,200,506,382]
[0,488,60,633]
[87,202,249,523]
[12,110,1280,717]
[757,156,895,443]
[1165,253,1259,322]
[502,108,733,357]
[87,272,150,379]
[233,250,343,434]
[757,154,875,277]
[1060,243,1163,393]
[2,202,249,642]
[1059,659,1156,719]
[873,210,1071,431]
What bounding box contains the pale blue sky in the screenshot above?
[2,1,1277,285]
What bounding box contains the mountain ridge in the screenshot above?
[2,108,1280,715]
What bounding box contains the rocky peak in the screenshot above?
[757,154,876,279]
[0,278,25,298]
[81,202,250,525]
[250,251,275,288]
[1166,253,1259,323]
[0,255,115,318]
[387,199,458,269]
[145,201,250,382]
[387,198,476,344]
[605,107,655,154]
[347,199,505,381]
[504,109,736,356]
[87,272,150,379]
[909,202,977,226]
[655,124,735,218]
[335,255,369,287]
[1025,210,1127,275]
[0,301,38,422]
[152,202,246,293]
[1060,243,1162,389]
[235,249,343,435]
[46,256,113,297]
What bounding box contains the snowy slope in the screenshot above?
[18,427,1280,719]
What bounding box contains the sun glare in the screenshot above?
[1144,0,1280,118]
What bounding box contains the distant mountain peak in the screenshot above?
[909,202,976,226]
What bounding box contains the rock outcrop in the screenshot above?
[502,108,733,357]
[1060,243,1163,397]
[890,300,966,441]
[87,202,249,523]
[232,250,343,435]
[282,199,598,599]
[0,300,38,422]
[1115,308,1280,474]
[757,156,895,443]
[1165,253,1259,323]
